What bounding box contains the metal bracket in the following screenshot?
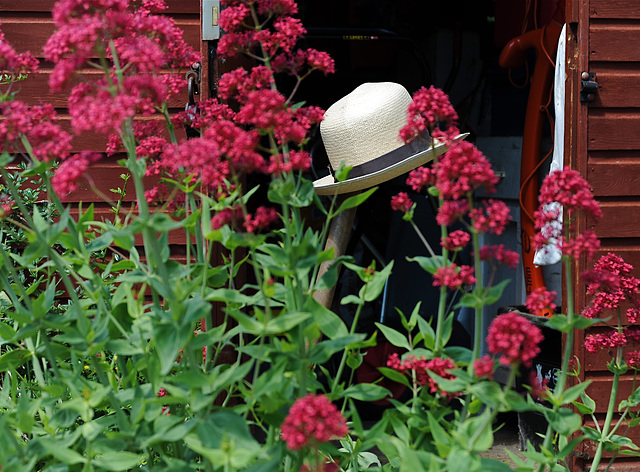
[202,0,220,40]
[186,62,201,105]
[580,71,598,102]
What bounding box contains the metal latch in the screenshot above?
[580,71,598,102]
[202,0,220,40]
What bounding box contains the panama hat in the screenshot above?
[313,82,467,195]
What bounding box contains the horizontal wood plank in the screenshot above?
[13,69,191,108]
[590,23,640,62]
[590,0,640,19]
[1,17,200,56]
[588,64,640,108]
[585,375,639,413]
[588,112,640,151]
[0,0,199,14]
[588,154,640,196]
[588,200,640,238]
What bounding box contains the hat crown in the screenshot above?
[320,82,411,171]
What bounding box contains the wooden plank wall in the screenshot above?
[0,0,201,246]
[573,0,640,469]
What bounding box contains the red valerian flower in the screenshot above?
[434,142,499,200]
[582,253,640,319]
[0,22,39,78]
[538,167,602,219]
[474,355,495,380]
[469,200,511,236]
[436,199,469,227]
[442,230,471,251]
[406,166,434,193]
[584,331,626,353]
[281,394,348,450]
[390,192,414,214]
[387,354,459,399]
[433,263,475,290]
[479,244,520,269]
[487,311,544,367]
[400,86,459,144]
[525,287,558,317]
[51,151,102,199]
[626,351,640,369]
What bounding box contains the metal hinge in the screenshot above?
[580,71,598,102]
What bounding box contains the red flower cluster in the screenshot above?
[399,86,459,143]
[434,142,499,200]
[442,230,471,251]
[280,394,348,450]
[390,192,414,214]
[487,312,544,367]
[218,0,334,78]
[387,353,458,399]
[582,253,640,320]
[525,287,558,317]
[479,244,520,269]
[0,21,38,80]
[534,168,602,259]
[433,263,476,290]
[0,101,72,163]
[473,355,495,380]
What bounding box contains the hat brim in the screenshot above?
[313,133,469,195]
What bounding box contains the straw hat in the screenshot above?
[313,82,466,195]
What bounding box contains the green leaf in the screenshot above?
[308,334,365,364]
[0,348,32,371]
[304,296,348,339]
[375,323,411,351]
[378,366,410,387]
[545,407,582,436]
[361,261,394,302]
[561,381,591,405]
[417,316,435,350]
[407,256,445,275]
[265,312,311,334]
[39,438,85,465]
[335,187,376,215]
[340,383,391,401]
[341,294,364,306]
[91,452,143,471]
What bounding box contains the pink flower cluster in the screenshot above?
[218,0,334,77]
[479,244,520,269]
[534,168,602,259]
[387,353,458,399]
[399,85,459,143]
[487,311,544,367]
[525,287,558,317]
[473,355,495,380]
[433,263,476,290]
[280,394,348,450]
[582,253,640,320]
[0,22,38,79]
[0,101,72,163]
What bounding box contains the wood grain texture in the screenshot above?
[588,200,640,238]
[589,63,640,108]
[590,0,640,19]
[590,23,640,62]
[588,112,640,151]
[0,0,199,13]
[588,154,640,196]
[0,17,200,55]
